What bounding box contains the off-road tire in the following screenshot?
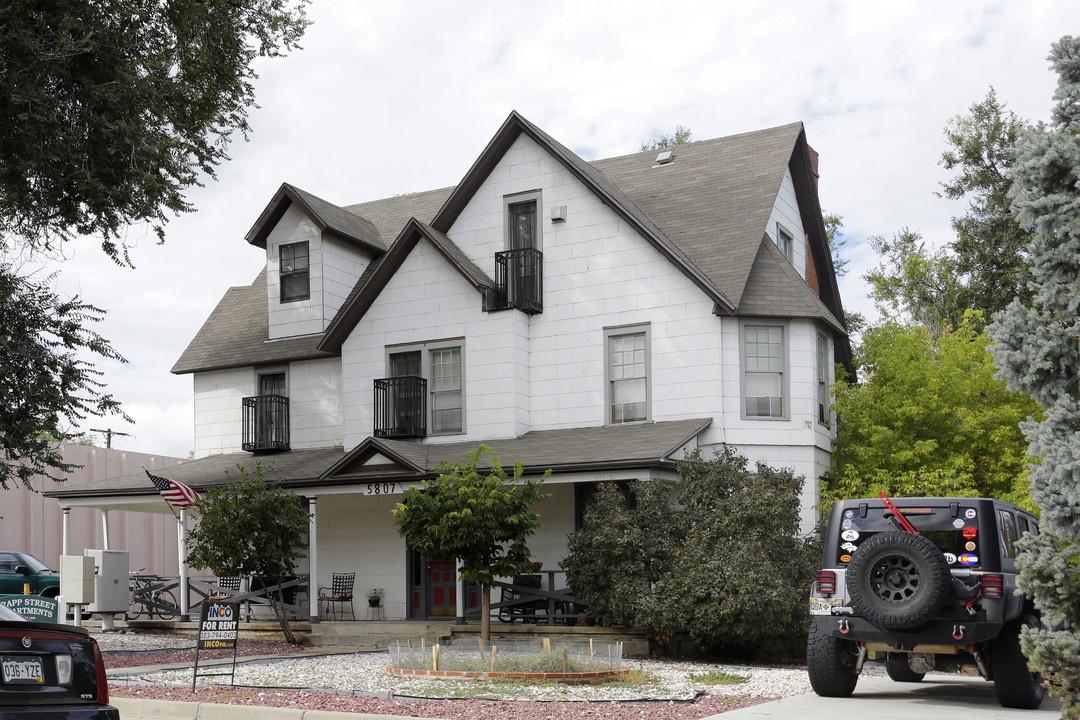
[992,614,1045,709]
[885,653,926,682]
[846,531,951,629]
[807,621,859,697]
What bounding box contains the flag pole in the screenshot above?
[143,465,180,522]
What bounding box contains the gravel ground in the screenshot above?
[99,632,837,719]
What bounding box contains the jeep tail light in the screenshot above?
[816,570,836,596]
[92,637,109,705]
[982,573,1003,599]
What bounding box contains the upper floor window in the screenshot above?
[386,340,464,435]
[743,324,787,419]
[816,332,830,426]
[776,223,794,262]
[507,194,540,251]
[606,326,650,424]
[280,242,309,302]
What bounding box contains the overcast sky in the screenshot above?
[40,1,1077,459]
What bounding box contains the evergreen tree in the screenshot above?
[988,36,1080,719]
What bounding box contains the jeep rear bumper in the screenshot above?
[810,614,1003,650]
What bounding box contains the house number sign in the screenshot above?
[364,482,402,496]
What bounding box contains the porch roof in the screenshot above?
[42,418,712,510]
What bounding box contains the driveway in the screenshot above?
[707,674,1062,719]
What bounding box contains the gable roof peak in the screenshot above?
[245,182,384,254]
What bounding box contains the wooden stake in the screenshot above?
[542,637,551,653]
[590,638,594,663]
[479,636,485,663]
[562,647,569,673]
[433,643,440,672]
[490,645,498,673]
[608,643,612,669]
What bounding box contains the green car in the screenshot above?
[0,551,61,597]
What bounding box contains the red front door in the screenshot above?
[427,560,457,617]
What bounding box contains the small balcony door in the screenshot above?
[258,373,286,445]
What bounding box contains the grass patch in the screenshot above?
[689,669,750,685]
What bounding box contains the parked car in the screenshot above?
[0,603,118,718]
[0,551,61,598]
[807,496,1044,709]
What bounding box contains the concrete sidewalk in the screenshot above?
[703,674,1063,719]
[112,697,442,720]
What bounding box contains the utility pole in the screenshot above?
[89,428,131,449]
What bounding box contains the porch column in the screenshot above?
[61,508,71,555]
[178,509,190,621]
[308,496,318,624]
[100,510,110,550]
[455,558,465,625]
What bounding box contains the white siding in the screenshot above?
[265,204,371,340]
[192,357,343,458]
[766,168,807,279]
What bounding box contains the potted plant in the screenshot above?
[367,588,383,608]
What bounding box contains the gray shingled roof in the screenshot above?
[737,236,846,333]
[176,116,842,374]
[172,269,334,374]
[42,419,710,502]
[592,123,804,309]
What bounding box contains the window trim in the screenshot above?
[604,324,651,425]
[740,320,789,421]
[385,338,466,435]
[816,331,831,427]
[776,222,794,262]
[503,190,543,252]
[279,241,310,303]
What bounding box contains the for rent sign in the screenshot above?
[198,601,239,650]
[0,595,59,623]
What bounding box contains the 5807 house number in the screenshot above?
[364,482,400,496]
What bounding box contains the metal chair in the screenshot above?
[318,572,355,620]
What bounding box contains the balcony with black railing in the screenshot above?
[491,247,543,314]
[374,376,427,439]
[242,394,290,452]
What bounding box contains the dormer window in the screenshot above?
[280,242,309,302]
[776,223,794,263]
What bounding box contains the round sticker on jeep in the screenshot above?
[841,530,859,541]
[965,508,977,519]
[943,552,958,565]
[959,553,978,565]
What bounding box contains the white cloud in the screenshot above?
[39,0,1074,458]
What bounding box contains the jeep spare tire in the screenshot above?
[846,530,951,629]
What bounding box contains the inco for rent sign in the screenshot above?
[198,601,239,650]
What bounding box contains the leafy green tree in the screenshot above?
[562,480,681,630]
[563,448,817,659]
[640,124,692,151]
[863,228,965,330]
[0,268,127,489]
[185,463,310,644]
[0,0,310,260]
[823,314,1040,509]
[864,91,1031,331]
[988,36,1080,719]
[393,446,549,642]
[940,88,1032,315]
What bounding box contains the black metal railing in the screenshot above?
[242,394,290,452]
[465,570,589,626]
[492,247,543,314]
[373,376,427,438]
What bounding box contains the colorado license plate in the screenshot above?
[809,597,843,615]
[2,656,44,684]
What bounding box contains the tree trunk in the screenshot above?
[267,578,297,644]
[481,582,491,644]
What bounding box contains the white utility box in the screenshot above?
[59,555,95,605]
[84,549,129,613]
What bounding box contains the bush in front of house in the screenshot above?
[563,447,819,660]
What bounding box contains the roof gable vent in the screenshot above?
[654,150,675,166]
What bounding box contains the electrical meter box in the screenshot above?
[59,555,95,605]
[84,549,128,613]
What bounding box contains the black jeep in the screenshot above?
[807,496,1044,709]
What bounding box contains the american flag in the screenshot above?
[146,469,200,509]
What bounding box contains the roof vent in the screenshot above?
[654,150,675,166]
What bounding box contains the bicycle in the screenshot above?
[125,569,178,620]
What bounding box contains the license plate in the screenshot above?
[810,597,843,615]
[2,656,44,684]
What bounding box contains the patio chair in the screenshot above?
[318,572,355,620]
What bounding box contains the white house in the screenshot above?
[47,112,852,623]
